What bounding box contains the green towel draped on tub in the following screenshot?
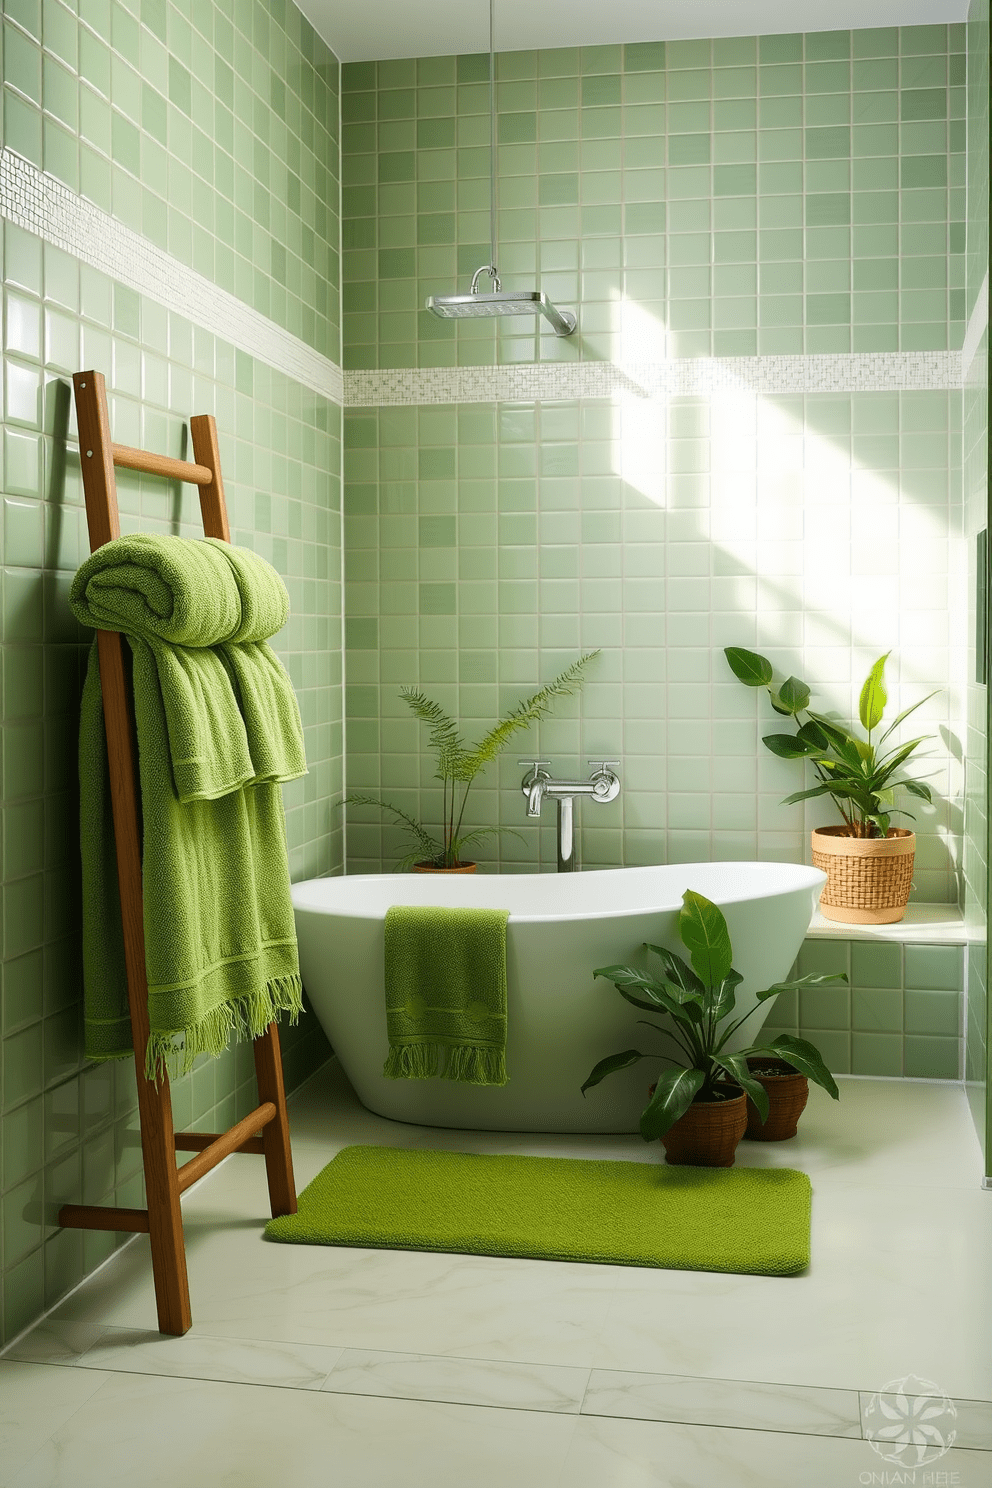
[70,534,307,1080]
[383,906,510,1086]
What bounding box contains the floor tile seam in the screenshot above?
[576,1403,864,1440]
[73,1358,339,1393]
[329,1343,593,1377]
[319,1379,587,1415]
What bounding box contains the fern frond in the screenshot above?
[399,689,468,781]
[341,794,440,861]
[460,651,600,779]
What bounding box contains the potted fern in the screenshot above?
[724,648,937,924]
[344,653,598,871]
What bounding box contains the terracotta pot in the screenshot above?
[743,1057,809,1142]
[658,1085,748,1168]
[811,826,915,926]
[412,861,477,874]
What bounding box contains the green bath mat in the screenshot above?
[265,1146,812,1277]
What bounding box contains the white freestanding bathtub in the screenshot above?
[291,862,826,1134]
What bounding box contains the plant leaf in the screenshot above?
[678,890,733,988]
[750,1035,840,1099]
[899,779,932,801]
[724,647,773,687]
[400,690,468,782]
[778,676,811,714]
[768,691,793,716]
[712,1053,769,1123]
[458,653,599,779]
[760,972,849,996]
[581,1048,645,1095]
[709,968,743,1024]
[782,783,843,806]
[876,689,941,747]
[594,964,668,998]
[639,1067,705,1142]
[798,718,831,750]
[805,714,866,771]
[859,653,890,733]
[762,732,821,759]
[341,794,440,861]
[644,943,705,996]
[594,965,692,1021]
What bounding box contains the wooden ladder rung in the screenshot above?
[58,1103,278,1233]
[110,443,214,486]
[59,1205,151,1234]
[175,1104,277,1193]
[174,1133,266,1156]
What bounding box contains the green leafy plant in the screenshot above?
[724,647,937,840]
[344,653,599,869]
[581,889,843,1141]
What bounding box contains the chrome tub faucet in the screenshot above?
[518,760,621,872]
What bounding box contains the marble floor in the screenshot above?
[1,1061,989,1487]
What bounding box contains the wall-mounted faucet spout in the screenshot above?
[519,760,551,817]
[518,760,621,871]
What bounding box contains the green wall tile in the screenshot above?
[0,0,341,1345]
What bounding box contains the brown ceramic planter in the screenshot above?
[811,826,915,925]
[743,1057,809,1142]
[412,861,477,873]
[658,1085,748,1167]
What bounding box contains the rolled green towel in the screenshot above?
[72,534,307,1079]
[383,906,510,1086]
[69,533,289,644]
[70,534,306,797]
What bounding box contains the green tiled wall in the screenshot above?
[341,26,965,369]
[0,0,343,1347]
[3,0,340,360]
[343,388,961,895]
[763,937,965,1079]
[963,0,989,1170]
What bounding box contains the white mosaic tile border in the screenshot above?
[0,147,344,406]
[344,351,963,406]
[1,149,972,414]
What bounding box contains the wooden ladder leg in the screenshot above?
[253,1024,297,1217]
[134,1062,192,1336]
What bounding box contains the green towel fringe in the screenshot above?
[383,1041,507,1087]
[144,972,303,1081]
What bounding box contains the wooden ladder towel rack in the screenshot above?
[59,370,297,1336]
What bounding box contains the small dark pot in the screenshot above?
[654,1084,748,1167]
[743,1057,809,1142]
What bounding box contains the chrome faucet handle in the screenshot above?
[587,761,621,803]
[518,759,551,773]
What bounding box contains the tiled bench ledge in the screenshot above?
[805,903,970,945]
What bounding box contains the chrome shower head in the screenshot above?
[426,264,576,337]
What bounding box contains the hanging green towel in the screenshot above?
[383,906,510,1086]
[70,535,307,1080]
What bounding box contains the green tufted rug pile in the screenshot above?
[265,1146,812,1276]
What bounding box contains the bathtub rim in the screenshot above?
[291,861,827,926]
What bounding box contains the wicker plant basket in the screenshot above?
[412,862,477,874]
[659,1086,748,1167]
[743,1058,809,1141]
[811,826,915,926]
